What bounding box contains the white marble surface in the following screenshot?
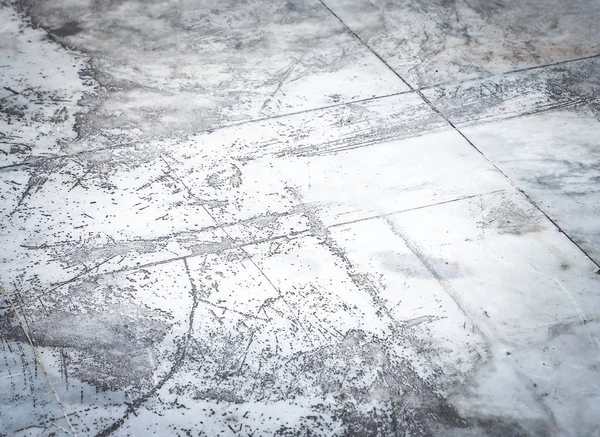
[388,190,600,437]
[422,57,600,126]
[1,0,405,166]
[323,0,600,88]
[1,0,600,436]
[0,5,96,166]
[462,105,600,264]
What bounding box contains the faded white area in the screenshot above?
[463,106,600,263]
[1,0,600,436]
[390,191,600,436]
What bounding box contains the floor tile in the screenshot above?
[422,57,600,126]
[68,231,482,435]
[388,189,600,436]
[2,0,600,435]
[323,0,600,88]
[10,0,406,160]
[0,292,73,436]
[0,88,501,291]
[0,123,509,294]
[176,128,510,226]
[462,105,600,263]
[17,187,599,435]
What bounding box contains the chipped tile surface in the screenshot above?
[421,57,600,126]
[3,0,405,165]
[1,0,600,436]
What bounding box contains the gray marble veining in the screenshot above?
[422,57,600,126]
[2,0,600,436]
[323,0,600,88]
[462,104,600,264]
[4,0,405,163]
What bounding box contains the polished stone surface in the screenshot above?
[324,0,600,88]
[462,104,600,263]
[1,0,599,436]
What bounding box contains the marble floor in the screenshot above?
[1,0,599,435]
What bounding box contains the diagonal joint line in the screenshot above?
[0,282,78,436]
[317,0,600,269]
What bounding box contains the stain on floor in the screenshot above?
[1,0,600,436]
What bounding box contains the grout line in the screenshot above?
[0,282,78,436]
[198,202,315,342]
[12,190,507,293]
[328,189,509,229]
[452,98,594,129]
[198,89,413,132]
[417,52,600,92]
[280,123,449,158]
[0,90,412,172]
[317,0,600,270]
[159,153,314,340]
[506,188,600,269]
[2,50,598,173]
[419,95,600,271]
[316,0,599,92]
[315,0,414,90]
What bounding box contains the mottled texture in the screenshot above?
[324,0,600,88]
[1,0,600,436]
